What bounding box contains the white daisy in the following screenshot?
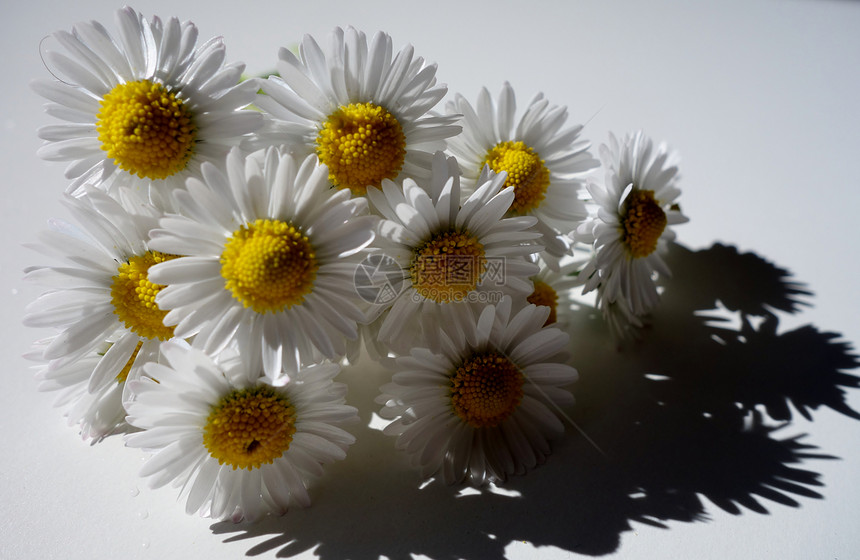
[147,147,375,382]
[33,6,261,206]
[26,338,128,441]
[23,187,172,404]
[125,340,357,522]
[377,296,577,486]
[254,26,461,196]
[523,256,582,328]
[445,82,599,259]
[365,152,541,354]
[596,287,645,341]
[574,131,689,316]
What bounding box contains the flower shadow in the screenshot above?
[210,242,859,559]
[210,365,509,560]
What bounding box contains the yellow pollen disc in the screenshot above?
[316,102,406,196]
[527,280,558,325]
[450,352,525,428]
[202,386,297,470]
[482,141,551,214]
[620,189,667,259]
[111,251,178,340]
[115,341,144,383]
[96,79,196,180]
[410,230,486,304]
[220,219,318,314]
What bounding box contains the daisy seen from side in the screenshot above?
[574,131,689,317]
[445,82,599,260]
[147,147,375,382]
[22,187,174,436]
[524,256,582,328]
[595,287,645,341]
[255,26,461,196]
[125,340,357,522]
[377,296,577,486]
[27,338,129,441]
[33,6,261,206]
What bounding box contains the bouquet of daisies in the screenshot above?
[24,7,686,522]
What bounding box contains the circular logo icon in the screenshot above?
[353,253,405,305]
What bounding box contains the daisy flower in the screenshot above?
[365,152,541,354]
[445,82,599,259]
[125,341,357,522]
[575,131,689,316]
[23,188,172,409]
[254,26,461,196]
[524,256,582,328]
[594,286,645,341]
[26,338,128,441]
[33,6,261,205]
[377,296,578,486]
[147,147,375,381]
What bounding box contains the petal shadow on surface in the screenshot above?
[210,242,859,559]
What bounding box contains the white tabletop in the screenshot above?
[3,1,859,559]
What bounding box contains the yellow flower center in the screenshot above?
[111,251,178,340]
[115,341,144,383]
[527,280,558,325]
[620,189,667,259]
[202,386,297,470]
[96,79,196,180]
[482,141,550,214]
[220,219,318,314]
[450,352,525,428]
[316,102,406,195]
[410,230,486,303]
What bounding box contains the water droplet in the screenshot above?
[130,486,140,497]
[141,540,150,550]
[138,510,149,520]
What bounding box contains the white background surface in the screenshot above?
[3,1,859,559]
